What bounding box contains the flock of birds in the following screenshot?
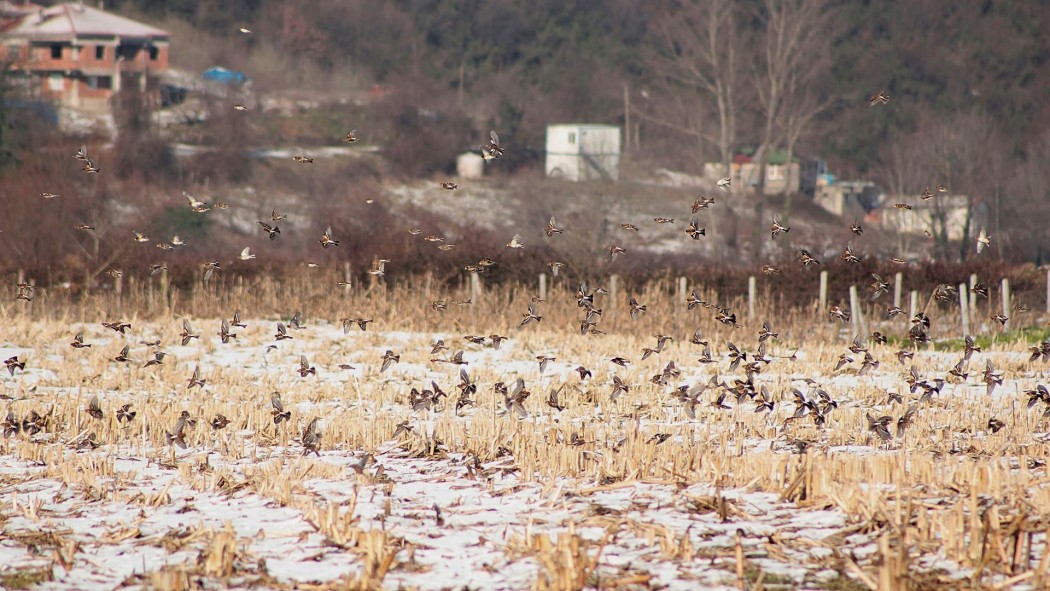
[5,90,1049,459]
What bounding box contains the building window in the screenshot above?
[568,132,576,145]
[50,44,62,59]
[48,74,64,91]
[96,46,105,60]
[149,46,158,61]
[87,76,112,90]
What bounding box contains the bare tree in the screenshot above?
[879,112,998,261]
[749,0,835,193]
[643,0,741,175]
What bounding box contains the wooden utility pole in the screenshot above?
[624,84,631,153]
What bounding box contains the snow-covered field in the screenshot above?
[1,314,1048,590]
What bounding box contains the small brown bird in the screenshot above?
[692,195,715,212]
[503,379,530,419]
[298,355,317,377]
[685,218,705,239]
[292,155,314,164]
[302,417,322,456]
[546,388,565,412]
[829,306,851,323]
[619,223,638,231]
[770,215,790,239]
[628,297,647,320]
[654,217,675,224]
[165,412,193,448]
[102,321,131,334]
[976,228,990,254]
[258,221,280,240]
[481,130,504,161]
[441,182,458,190]
[319,226,339,248]
[344,130,358,143]
[271,392,291,425]
[219,318,236,343]
[850,219,863,235]
[4,356,25,375]
[143,351,167,368]
[521,304,542,326]
[798,249,820,267]
[868,90,889,106]
[841,242,860,263]
[86,395,104,420]
[211,414,231,430]
[987,418,1006,434]
[187,364,206,389]
[870,274,890,300]
[116,404,136,423]
[545,216,563,237]
[275,322,293,341]
[71,330,91,348]
[866,413,893,441]
[180,319,200,346]
[15,283,34,302]
[380,350,400,373]
[894,203,913,210]
[758,321,778,342]
[762,264,781,276]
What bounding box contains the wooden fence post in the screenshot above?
[160,267,170,313]
[819,270,828,310]
[539,273,547,301]
[748,276,757,319]
[849,284,867,337]
[343,262,352,298]
[893,272,903,310]
[909,290,918,320]
[969,274,978,318]
[1001,278,1011,329]
[959,283,970,337]
[470,272,481,303]
[609,274,619,316]
[1046,268,1050,314]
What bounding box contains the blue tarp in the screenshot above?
[201,67,247,85]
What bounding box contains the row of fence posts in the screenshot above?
[13,265,1048,334]
[520,269,1032,338]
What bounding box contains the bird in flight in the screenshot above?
[481,130,504,161]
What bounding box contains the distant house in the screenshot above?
[814,180,880,217]
[879,194,988,241]
[545,124,621,181]
[703,151,801,195]
[1,2,170,112]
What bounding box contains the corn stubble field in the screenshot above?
[1,273,1049,591]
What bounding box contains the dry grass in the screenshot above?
[0,276,1048,590]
